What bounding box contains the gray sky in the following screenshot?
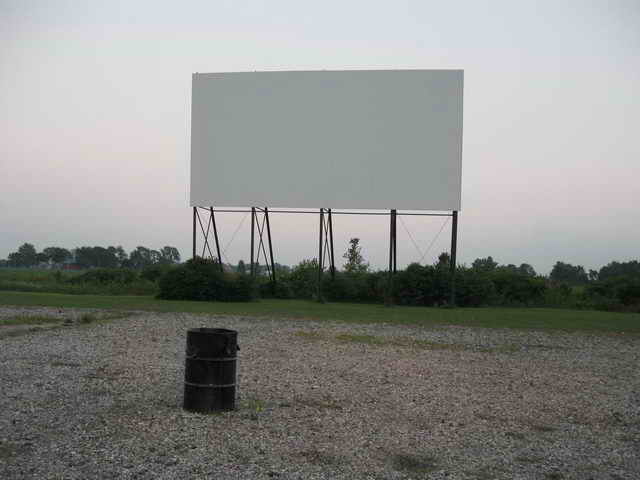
[1,0,638,275]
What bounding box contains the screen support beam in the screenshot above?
[450,210,458,306]
[191,207,458,303]
[317,208,335,301]
[192,206,223,272]
[327,209,335,278]
[387,209,397,305]
[192,207,196,259]
[250,207,276,287]
[210,207,222,270]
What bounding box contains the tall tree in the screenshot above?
[159,246,181,265]
[74,247,95,268]
[8,243,38,267]
[129,246,161,268]
[598,260,640,281]
[437,252,451,269]
[549,261,589,285]
[343,238,369,274]
[472,256,498,272]
[237,259,247,275]
[113,246,128,266]
[129,246,151,269]
[518,263,537,277]
[42,247,72,264]
[75,246,119,268]
[7,252,22,267]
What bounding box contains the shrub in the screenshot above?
[259,278,294,299]
[490,268,546,305]
[69,268,138,285]
[454,267,495,307]
[288,259,319,299]
[157,258,256,302]
[393,263,432,306]
[321,272,356,302]
[140,264,175,282]
[586,276,640,312]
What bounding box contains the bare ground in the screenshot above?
[1,306,639,479]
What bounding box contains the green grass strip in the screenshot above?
[0,291,639,332]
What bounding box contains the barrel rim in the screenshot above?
[187,327,237,335]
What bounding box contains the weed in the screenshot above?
[0,315,61,326]
[294,394,342,410]
[529,423,556,433]
[391,453,438,474]
[79,313,97,324]
[297,449,342,466]
[475,412,494,421]
[478,344,520,353]
[50,361,82,367]
[0,329,34,339]
[241,397,266,418]
[523,343,566,350]
[298,330,521,354]
[468,468,494,480]
[294,330,327,340]
[0,440,33,460]
[0,444,17,460]
[467,463,511,479]
[515,454,543,464]
[414,339,467,351]
[545,472,564,479]
[335,333,391,345]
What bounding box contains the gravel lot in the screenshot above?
[1,306,639,479]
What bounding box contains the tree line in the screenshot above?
[1,243,181,269]
[156,238,640,312]
[269,247,640,311]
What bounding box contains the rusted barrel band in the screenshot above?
[187,357,238,362]
[184,381,236,388]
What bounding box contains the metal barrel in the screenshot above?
[183,328,239,413]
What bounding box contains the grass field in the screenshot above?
[1,290,639,332]
[0,268,157,295]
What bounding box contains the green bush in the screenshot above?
[140,264,175,282]
[586,276,640,312]
[393,263,434,306]
[454,267,495,307]
[489,268,546,305]
[69,268,138,285]
[288,259,319,299]
[61,268,157,295]
[157,258,256,302]
[391,263,452,306]
[258,278,294,299]
[321,272,356,301]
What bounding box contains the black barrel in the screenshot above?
[183,328,238,413]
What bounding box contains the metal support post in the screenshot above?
[210,207,223,272]
[392,209,397,274]
[317,208,324,301]
[387,209,397,304]
[328,208,335,279]
[450,210,458,306]
[265,207,276,287]
[250,207,255,277]
[192,207,197,259]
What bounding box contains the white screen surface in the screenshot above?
[191,70,463,211]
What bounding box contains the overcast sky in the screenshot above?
[1,0,638,275]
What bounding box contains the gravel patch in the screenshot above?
[1,306,639,479]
